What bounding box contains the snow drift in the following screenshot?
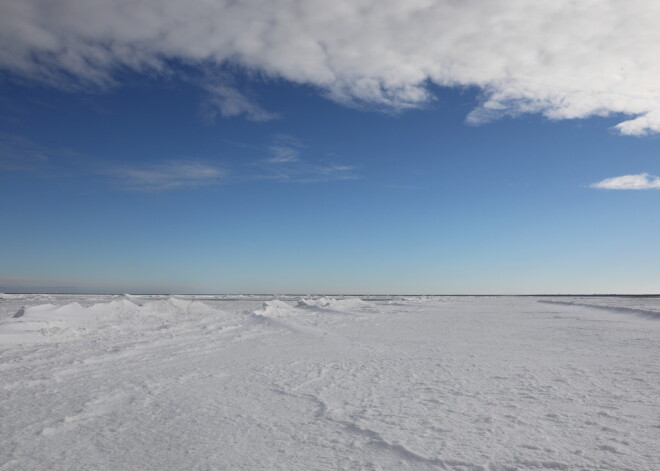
[0,297,218,344]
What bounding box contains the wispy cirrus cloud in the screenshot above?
[201,79,278,122]
[1,133,356,188]
[259,162,358,183]
[0,134,226,190]
[107,161,225,191]
[0,134,51,171]
[264,135,305,163]
[265,145,300,163]
[591,173,660,190]
[257,136,358,183]
[2,1,660,134]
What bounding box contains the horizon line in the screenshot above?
[2,292,659,298]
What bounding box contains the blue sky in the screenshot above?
[1,0,659,294]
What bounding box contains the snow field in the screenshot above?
[0,295,658,470]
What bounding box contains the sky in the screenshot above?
[1,0,659,294]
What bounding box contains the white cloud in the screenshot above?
[109,161,224,191]
[1,0,660,133]
[591,173,660,190]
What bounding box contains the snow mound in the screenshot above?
[296,297,373,311]
[0,297,217,344]
[253,300,297,318]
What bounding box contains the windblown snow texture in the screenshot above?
[1,295,658,470]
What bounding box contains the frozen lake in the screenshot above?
[1,294,659,470]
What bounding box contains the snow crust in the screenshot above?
[1,295,658,470]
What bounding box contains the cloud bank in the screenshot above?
[1,0,660,133]
[591,173,660,190]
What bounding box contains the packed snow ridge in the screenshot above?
[1,295,659,470]
[538,298,660,319]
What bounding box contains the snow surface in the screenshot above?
[1,295,658,470]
